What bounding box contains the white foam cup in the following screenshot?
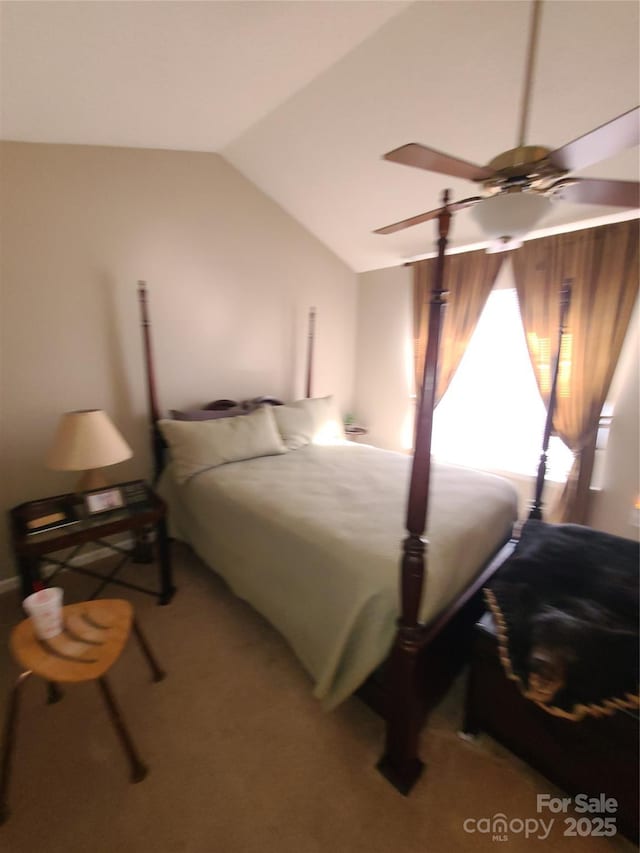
[23,587,64,639]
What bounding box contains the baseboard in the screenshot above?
[0,534,134,596]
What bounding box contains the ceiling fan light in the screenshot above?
[471,192,553,248]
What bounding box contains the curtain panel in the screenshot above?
[511,219,639,524]
[413,250,504,406]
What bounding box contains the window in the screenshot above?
[430,288,574,482]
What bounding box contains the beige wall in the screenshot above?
[0,142,357,579]
[353,264,413,451]
[354,261,640,537]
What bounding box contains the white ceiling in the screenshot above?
[1,1,638,272]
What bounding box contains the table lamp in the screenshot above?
[46,409,132,491]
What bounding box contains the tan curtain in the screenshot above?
[511,220,639,523]
[413,250,504,404]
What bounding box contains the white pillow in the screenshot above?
[289,396,346,444]
[272,405,314,451]
[158,405,286,484]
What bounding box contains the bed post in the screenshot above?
[378,191,451,794]
[305,306,316,398]
[137,280,164,482]
[529,279,572,520]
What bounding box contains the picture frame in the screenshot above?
[84,486,125,515]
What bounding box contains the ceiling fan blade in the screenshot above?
[552,178,640,208]
[383,143,495,182]
[374,197,482,235]
[548,106,640,173]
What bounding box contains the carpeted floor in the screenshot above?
[0,544,635,853]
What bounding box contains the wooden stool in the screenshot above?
[0,599,165,824]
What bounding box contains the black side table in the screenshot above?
[9,480,175,605]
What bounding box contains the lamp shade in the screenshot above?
[46,410,132,472]
[471,192,553,252]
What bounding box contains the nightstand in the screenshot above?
[9,480,175,605]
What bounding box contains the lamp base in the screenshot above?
[76,469,109,492]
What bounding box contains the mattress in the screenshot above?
[159,442,518,708]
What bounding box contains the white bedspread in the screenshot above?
[159,443,517,708]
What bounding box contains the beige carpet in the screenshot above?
[0,544,634,853]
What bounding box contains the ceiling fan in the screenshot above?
[374,0,640,249]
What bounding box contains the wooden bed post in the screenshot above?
[137,281,164,482]
[305,307,316,398]
[378,191,452,794]
[529,279,572,520]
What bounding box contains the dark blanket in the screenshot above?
[485,520,639,720]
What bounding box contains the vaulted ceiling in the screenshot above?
[2,1,638,272]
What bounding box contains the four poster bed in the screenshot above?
[137,195,567,794]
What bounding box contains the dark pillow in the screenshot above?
[203,399,240,412]
[170,407,245,422]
